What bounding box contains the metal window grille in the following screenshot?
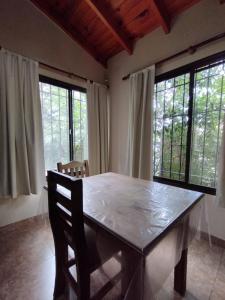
[153,73,190,181]
[190,60,225,188]
[153,56,225,193]
[39,77,88,171]
[72,90,88,162]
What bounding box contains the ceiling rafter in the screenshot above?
[29,0,203,64]
[149,0,170,34]
[84,0,133,54]
[30,0,107,67]
[66,0,82,21]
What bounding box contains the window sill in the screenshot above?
[153,176,216,196]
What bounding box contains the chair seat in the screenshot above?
[66,224,121,273]
[86,224,122,272]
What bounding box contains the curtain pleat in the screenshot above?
[87,82,109,175]
[0,49,45,198]
[127,66,155,180]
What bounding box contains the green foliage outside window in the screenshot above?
[72,91,88,162]
[153,61,225,188]
[39,82,88,172]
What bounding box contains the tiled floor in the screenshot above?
[0,216,225,300]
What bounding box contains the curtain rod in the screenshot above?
[0,45,95,83]
[39,62,91,82]
[122,32,225,81]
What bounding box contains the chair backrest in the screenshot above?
[57,160,89,177]
[47,170,90,299]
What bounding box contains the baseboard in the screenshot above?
[200,231,225,248]
[0,213,48,231]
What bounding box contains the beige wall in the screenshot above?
[202,194,225,241]
[108,0,225,239]
[0,0,106,227]
[0,192,48,227]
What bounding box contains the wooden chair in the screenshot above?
[57,160,89,178]
[47,170,123,300]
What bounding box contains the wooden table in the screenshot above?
[58,172,204,299]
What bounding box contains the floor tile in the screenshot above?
[1,217,225,300]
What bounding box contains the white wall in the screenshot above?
[108,0,225,240]
[202,195,225,241]
[0,0,106,227]
[0,192,48,227]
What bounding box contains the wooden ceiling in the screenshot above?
[30,0,202,66]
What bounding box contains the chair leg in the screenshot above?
[53,239,68,299]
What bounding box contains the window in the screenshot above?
[153,52,225,194]
[39,76,88,171]
[72,90,88,162]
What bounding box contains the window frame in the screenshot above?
[39,75,87,163]
[154,50,225,195]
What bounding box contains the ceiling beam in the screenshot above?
[66,0,82,21]
[149,0,170,34]
[84,0,133,54]
[30,0,106,67]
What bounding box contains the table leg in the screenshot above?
[174,248,188,296]
[121,251,133,296]
[121,250,141,298]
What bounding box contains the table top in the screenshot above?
[58,172,203,254]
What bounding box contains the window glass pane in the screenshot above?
[190,61,225,187]
[39,82,70,171]
[72,91,88,162]
[153,74,189,181]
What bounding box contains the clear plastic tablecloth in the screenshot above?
[58,172,203,299]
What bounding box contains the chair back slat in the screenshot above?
[80,166,84,178]
[57,212,73,236]
[48,170,75,190]
[75,167,79,178]
[65,270,79,294]
[70,167,75,177]
[56,204,72,224]
[57,160,89,178]
[53,191,72,211]
[84,160,89,177]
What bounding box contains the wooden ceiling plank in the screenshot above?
[84,0,133,54]
[66,0,82,21]
[127,18,157,39]
[118,1,149,26]
[30,0,203,62]
[149,0,170,34]
[69,1,94,24]
[30,0,106,66]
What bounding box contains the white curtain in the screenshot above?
[0,49,45,198]
[216,115,225,208]
[87,81,109,175]
[127,66,155,180]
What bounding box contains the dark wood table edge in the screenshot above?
[143,193,204,255]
